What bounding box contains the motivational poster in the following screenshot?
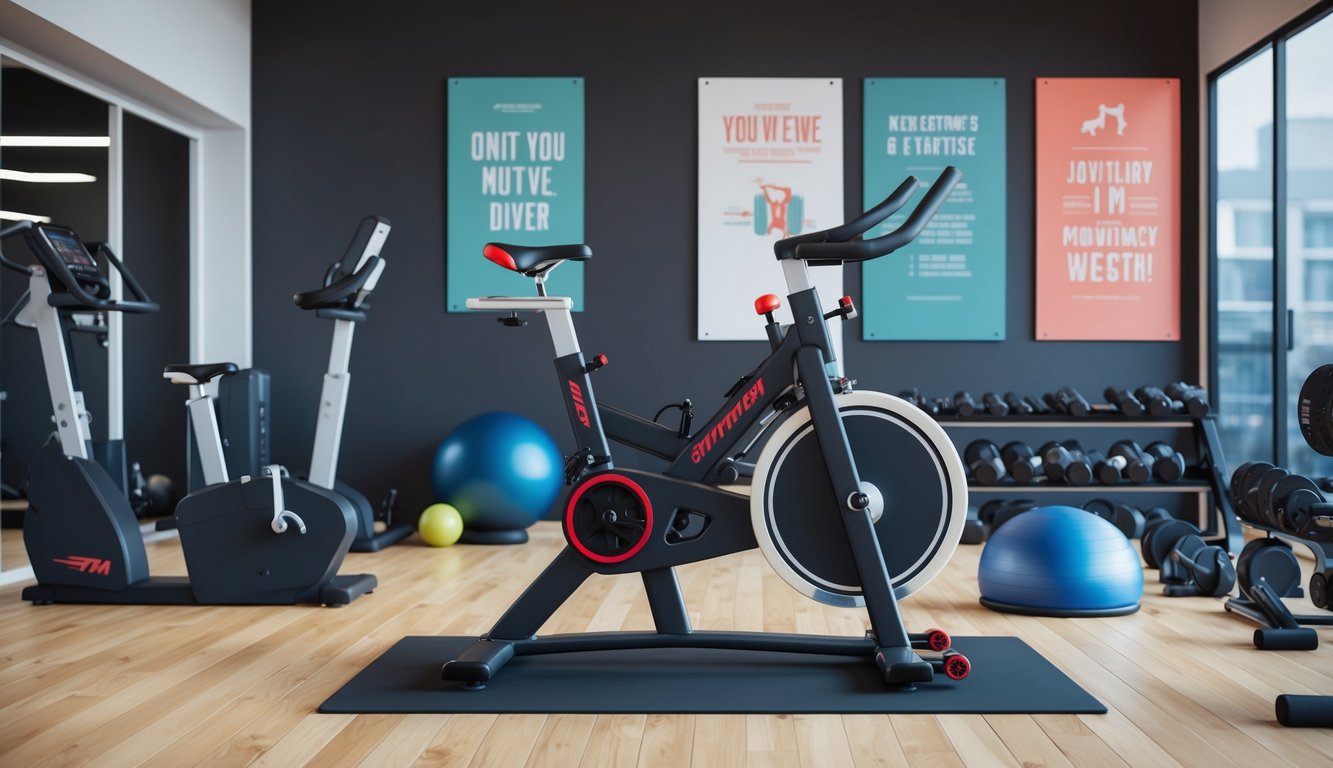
[446,78,584,311]
[697,78,844,354]
[1035,78,1180,340]
[862,78,1006,341]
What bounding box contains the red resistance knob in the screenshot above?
[754,294,781,316]
[585,353,608,373]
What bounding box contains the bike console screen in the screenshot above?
[33,224,110,299]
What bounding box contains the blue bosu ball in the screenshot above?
[978,505,1143,616]
[432,412,562,544]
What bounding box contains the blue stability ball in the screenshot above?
[432,412,563,544]
[978,505,1143,617]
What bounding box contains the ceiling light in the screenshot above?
[0,169,97,183]
[0,210,52,223]
[0,135,111,147]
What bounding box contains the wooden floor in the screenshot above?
[1,521,1331,767]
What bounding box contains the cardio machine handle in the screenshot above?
[45,243,159,314]
[293,254,382,311]
[773,176,920,261]
[0,221,36,275]
[791,166,963,265]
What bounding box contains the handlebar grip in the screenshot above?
[793,166,963,264]
[826,176,920,242]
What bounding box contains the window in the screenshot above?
[1210,4,1333,477]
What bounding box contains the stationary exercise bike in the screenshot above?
[445,167,970,689]
[0,220,375,606]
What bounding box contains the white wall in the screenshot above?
[0,0,253,367]
[1196,0,1321,385]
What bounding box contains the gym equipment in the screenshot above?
[1134,385,1177,418]
[2,221,375,606]
[1246,578,1318,650]
[1160,534,1235,597]
[1143,441,1186,482]
[1023,395,1051,415]
[964,440,1006,484]
[1067,448,1101,486]
[1276,695,1333,728]
[1054,387,1090,417]
[977,498,1037,533]
[1001,441,1044,484]
[981,392,1008,416]
[1097,440,1153,485]
[1235,537,1302,599]
[961,506,988,544]
[449,168,971,690]
[1003,392,1032,415]
[1104,387,1144,417]
[1164,382,1210,418]
[1082,499,1168,539]
[1140,514,1201,570]
[953,390,980,417]
[977,505,1142,617]
[1299,364,1333,456]
[431,411,563,544]
[418,502,464,547]
[1042,439,1081,482]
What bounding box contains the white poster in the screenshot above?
[697,78,844,354]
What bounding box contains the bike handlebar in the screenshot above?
[778,166,963,265]
[0,220,36,275]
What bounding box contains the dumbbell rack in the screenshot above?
[936,412,1243,554]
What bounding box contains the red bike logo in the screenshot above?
[569,380,591,428]
[690,378,765,463]
[53,555,111,575]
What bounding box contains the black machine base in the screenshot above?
[458,528,530,545]
[22,573,376,606]
[350,523,415,553]
[979,597,1141,618]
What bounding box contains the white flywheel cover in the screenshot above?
[749,390,968,607]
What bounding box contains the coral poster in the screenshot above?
[862,78,1006,341]
[697,78,843,351]
[446,78,584,311]
[1035,78,1180,340]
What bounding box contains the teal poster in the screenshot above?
[447,78,584,311]
[862,78,1006,340]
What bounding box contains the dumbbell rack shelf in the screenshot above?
[935,413,1243,553]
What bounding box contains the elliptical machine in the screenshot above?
[1,220,375,606]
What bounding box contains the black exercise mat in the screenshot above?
[321,635,1105,714]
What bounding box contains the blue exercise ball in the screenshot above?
[432,412,562,544]
[978,505,1143,616]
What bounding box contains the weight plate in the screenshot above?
[1142,519,1201,570]
[1310,571,1329,610]
[1229,461,1254,513]
[1236,538,1301,600]
[1282,488,1323,534]
[1236,462,1275,523]
[1253,467,1291,529]
[1272,475,1322,533]
[1298,364,1333,456]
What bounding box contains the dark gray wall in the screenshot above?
[252,0,1201,513]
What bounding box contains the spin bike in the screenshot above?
[447,167,970,689]
[1,220,375,606]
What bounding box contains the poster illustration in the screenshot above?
[446,77,584,311]
[862,78,1006,341]
[697,78,844,351]
[1035,78,1180,340]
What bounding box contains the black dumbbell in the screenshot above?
[1231,461,1275,523]
[961,506,989,545]
[1134,385,1178,417]
[1003,392,1033,415]
[1098,440,1154,485]
[1310,570,1329,610]
[1065,446,1099,486]
[953,391,980,417]
[1002,441,1044,484]
[1141,516,1202,569]
[1144,442,1186,482]
[1276,694,1333,728]
[1042,392,1065,415]
[1164,382,1210,418]
[1104,387,1145,417]
[977,499,1037,533]
[1024,395,1051,415]
[1083,499,1160,539]
[964,440,1007,485]
[932,396,954,416]
[1055,386,1091,417]
[981,392,1009,416]
[1162,534,1236,597]
[1042,440,1082,483]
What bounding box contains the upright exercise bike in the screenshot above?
[446,167,970,689]
[1,220,375,606]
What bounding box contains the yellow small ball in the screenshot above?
[418,503,464,547]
